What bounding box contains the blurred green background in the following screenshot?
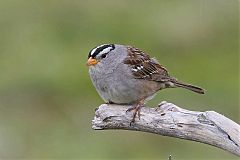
[0,0,239,159]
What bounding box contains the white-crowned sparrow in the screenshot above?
[87,44,204,123]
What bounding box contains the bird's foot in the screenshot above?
[126,103,143,125]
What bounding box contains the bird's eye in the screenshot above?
[101,54,107,59]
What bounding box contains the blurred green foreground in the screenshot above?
[0,0,239,159]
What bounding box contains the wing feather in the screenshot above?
[124,46,174,82]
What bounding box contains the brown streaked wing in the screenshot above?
[124,46,173,82]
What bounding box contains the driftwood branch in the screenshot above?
[92,101,240,156]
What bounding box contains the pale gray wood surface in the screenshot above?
[92,101,240,156]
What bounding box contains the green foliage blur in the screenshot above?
[0,0,238,159]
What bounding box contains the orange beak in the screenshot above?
[87,57,98,66]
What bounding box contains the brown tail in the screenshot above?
[171,81,205,94]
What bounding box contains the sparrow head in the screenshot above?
[87,44,115,66]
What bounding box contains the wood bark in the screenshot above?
[92,101,240,156]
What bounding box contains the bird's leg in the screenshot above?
[126,104,141,123]
[126,100,144,124]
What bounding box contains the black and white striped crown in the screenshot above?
[88,44,115,58]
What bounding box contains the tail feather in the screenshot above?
[171,81,205,94]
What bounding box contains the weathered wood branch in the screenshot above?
[92,101,240,156]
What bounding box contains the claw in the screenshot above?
[137,107,141,120]
[126,103,143,125]
[126,106,135,113]
[130,119,135,126]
